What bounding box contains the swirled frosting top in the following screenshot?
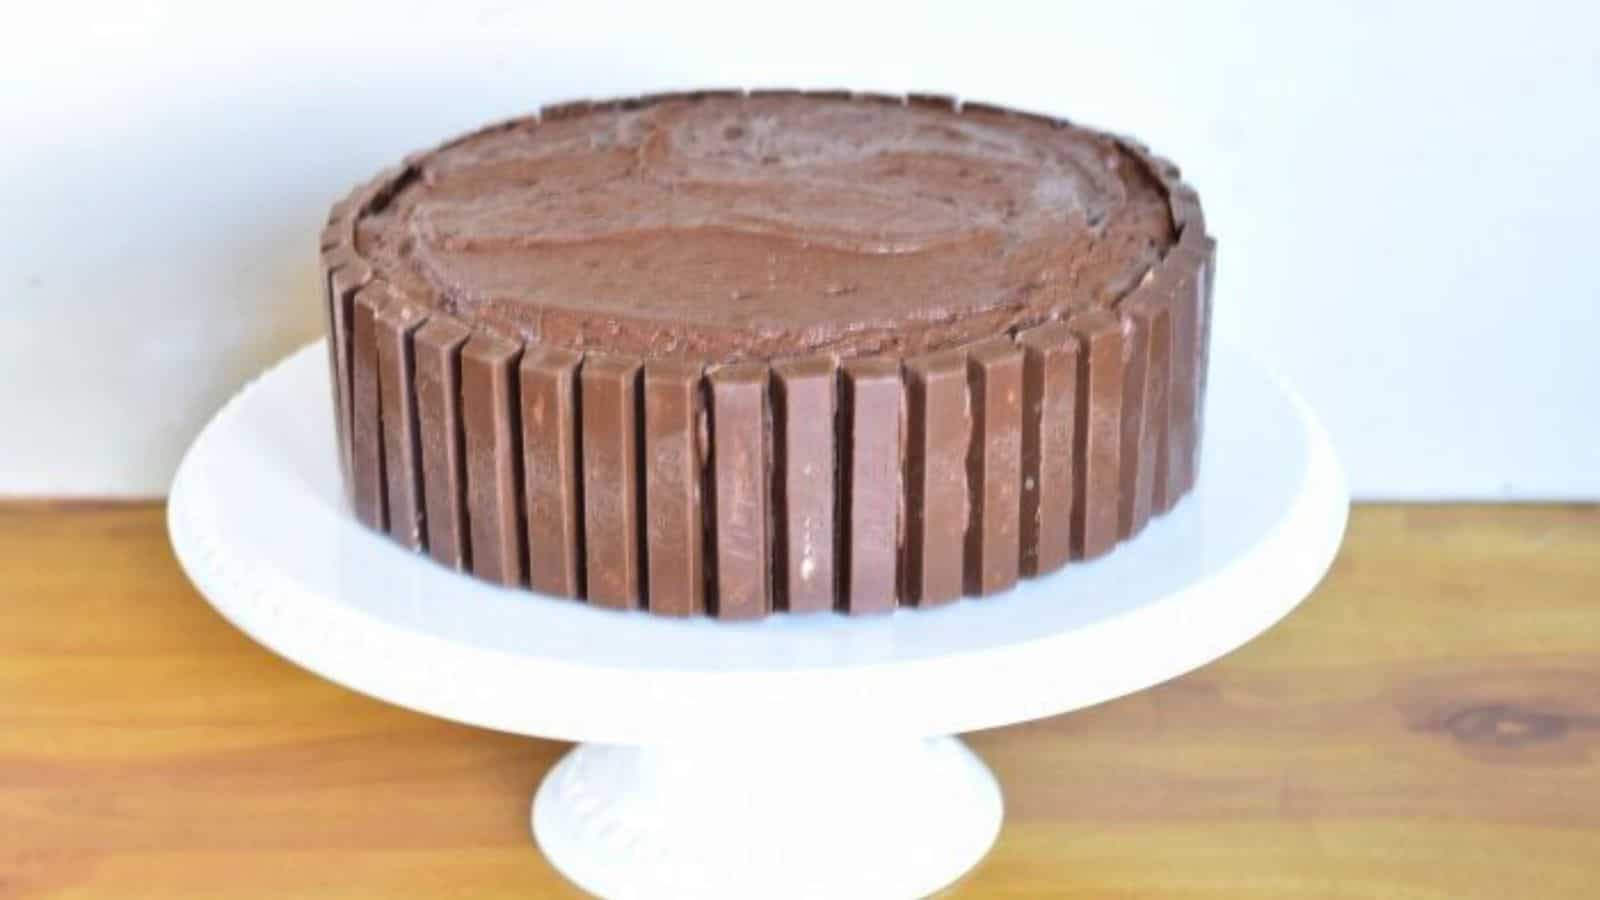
[353,93,1178,361]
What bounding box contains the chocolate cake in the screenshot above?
[319,90,1215,618]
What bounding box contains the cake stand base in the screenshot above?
[533,737,1000,900]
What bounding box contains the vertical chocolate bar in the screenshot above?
[707,364,770,620]
[771,356,838,614]
[319,249,347,484]
[1016,322,1078,577]
[840,357,903,614]
[903,349,969,606]
[462,333,525,587]
[1114,309,1148,541]
[906,92,959,111]
[413,317,472,571]
[1144,295,1175,515]
[375,301,429,549]
[581,354,643,609]
[541,99,595,121]
[851,90,909,107]
[1121,294,1172,538]
[1160,250,1205,511]
[1066,310,1125,560]
[965,338,1024,595]
[644,359,706,617]
[326,251,370,495]
[1195,238,1217,488]
[350,286,388,532]
[520,346,584,598]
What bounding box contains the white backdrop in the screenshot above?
[2,1,1596,499]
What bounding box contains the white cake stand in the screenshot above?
[169,341,1345,900]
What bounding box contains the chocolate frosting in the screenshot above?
[354,94,1177,362]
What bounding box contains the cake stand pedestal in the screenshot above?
[169,341,1346,900]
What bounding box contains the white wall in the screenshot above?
[3,1,1596,499]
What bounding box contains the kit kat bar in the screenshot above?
[707,364,771,620]
[350,286,388,532]
[1121,293,1172,538]
[840,357,903,614]
[581,354,643,609]
[1159,249,1205,511]
[521,346,584,598]
[414,317,472,570]
[644,359,706,617]
[1016,322,1078,577]
[903,349,969,606]
[905,92,958,111]
[318,249,346,484]
[326,251,371,495]
[462,333,525,587]
[375,301,429,549]
[1066,310,1125,560]
[540,99,595,121]
[772,356,838,614]
[1114,306,1150,541]
[1194,239,1217,491]
[965,338,1024,595]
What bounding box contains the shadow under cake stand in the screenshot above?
[168,341,1346,900]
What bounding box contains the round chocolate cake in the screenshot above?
[319,90,1214,618]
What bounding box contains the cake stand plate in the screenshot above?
[169,341,1346,900]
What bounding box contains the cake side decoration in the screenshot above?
[320,90,1213,617]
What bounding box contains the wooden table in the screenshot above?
[2,503,1596,898]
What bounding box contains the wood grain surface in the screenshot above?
[1,502,1596,898]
